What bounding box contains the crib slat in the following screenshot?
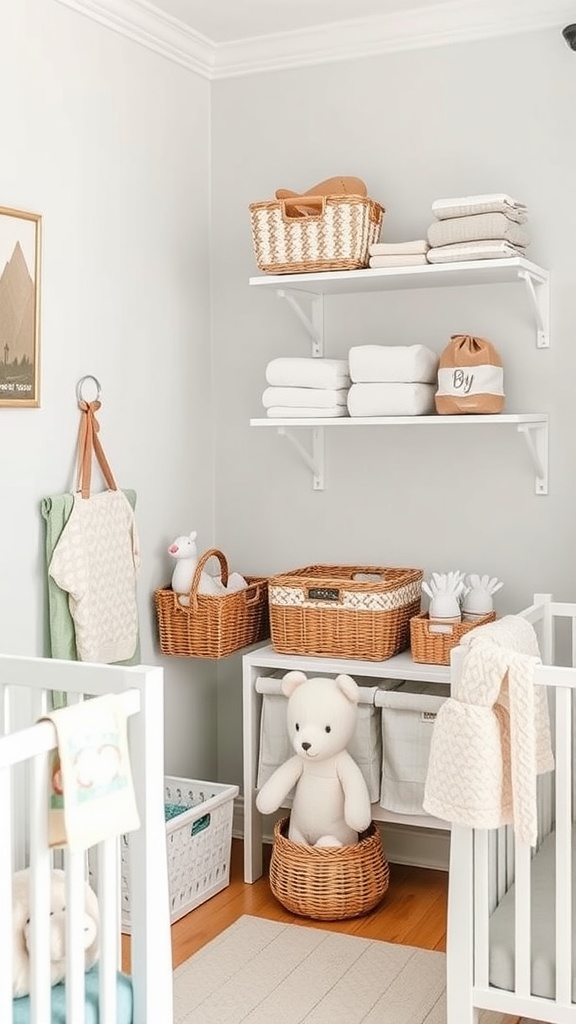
[513,840,531,996]
[0,766,13,1024]
[29,750,52,1024]
[65,851,86,1024]
[97,840,119,1024]
[474,830,490,987]
[554,686,572,1004]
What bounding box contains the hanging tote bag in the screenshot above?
[42,388,141,665]
[435,334,505,414]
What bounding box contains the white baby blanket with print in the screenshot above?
[427,212,530,249]
[43,694,140,852]
[431,193,528,223]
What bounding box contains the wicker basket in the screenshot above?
[268,564,423,661]
[154,548,269,659]
[269,817,390,921]
[410,611,497,666]
[249,194,384,275]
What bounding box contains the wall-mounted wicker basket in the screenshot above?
[249,194,384,275]
[268,817,390,921]
[410,610,496,666]
[268,564,423,661]
[154,548,269,659]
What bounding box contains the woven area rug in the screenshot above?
[173,914,540,1024]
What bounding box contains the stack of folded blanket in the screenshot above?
[426,193,530,264]
[347,345,438,417]
[263,357,350,417]
[368,240,429,268]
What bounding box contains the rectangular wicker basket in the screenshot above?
[268,564,423,661]
[410,611,496,666]
[249,194,384,275]
[155,548,269,659]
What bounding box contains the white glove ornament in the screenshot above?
[422,570,466,623]
[462,574,503,622]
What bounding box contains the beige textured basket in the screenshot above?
[269,817,390,921]
[154,548,269,659]
[249,194,384,274]
[410,611,496,665]
[268,564,423,661]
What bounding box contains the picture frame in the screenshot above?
[0,206,42,408]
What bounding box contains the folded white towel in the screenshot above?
[428,212,530,249]
[266,406,348,418]
[262,386,348,409]
[347,383,436,417]
[265,357,350,389]
[369,240,429,256]
[431,194,527,223]
[369,255,428,268]
[427,240,526,264]
[348,345,438,384]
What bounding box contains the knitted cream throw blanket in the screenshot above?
[423,616,554,845]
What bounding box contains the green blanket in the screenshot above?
[12,965,133,1024]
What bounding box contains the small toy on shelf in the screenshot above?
[168,531,247,606]
[256,671,372,847]
[422,570,466,624]
[462,574,504,622]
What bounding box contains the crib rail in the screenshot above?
[0,691,139,1024]
[447,593,576,1024]
[0,656,172,1024]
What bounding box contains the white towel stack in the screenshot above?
[368,240,429,269]
[347,345,438,417]
[263,358,350,417]
[426,194,530,264]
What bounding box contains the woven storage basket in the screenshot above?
[268,564,423,661]
[269,817,390,921]
[249,194,384,274]
[410,611,496,665]
[155,548,269,659]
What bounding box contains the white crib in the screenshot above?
[447,593,575,1024]
[0,654,173,1024]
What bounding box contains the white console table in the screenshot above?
[242,643,452,883]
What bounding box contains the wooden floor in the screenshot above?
[168,838,449,969]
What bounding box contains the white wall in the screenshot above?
[0,0,218,779]
[212,29,576,788]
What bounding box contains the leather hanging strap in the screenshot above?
[76,399,117,499]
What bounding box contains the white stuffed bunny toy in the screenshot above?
[12,868,99,998]
[168,532,248,606]
[256,671,372,847]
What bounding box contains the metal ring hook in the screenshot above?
[76,374,102,404]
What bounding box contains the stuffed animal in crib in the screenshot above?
[256,671,372,847]
[168,531,247,606]
[12,868,99,997]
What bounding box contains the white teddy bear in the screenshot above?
[12,868,99,998]
[256,671,372,847]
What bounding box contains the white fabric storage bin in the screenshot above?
[256,673,387,803]
[376,681,450,815]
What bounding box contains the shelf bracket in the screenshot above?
[276,290,324,356]
[518,270,549,348]
[277,426,325,490]
[517,421,548,495]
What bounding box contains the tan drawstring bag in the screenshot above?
[435,334,504,414]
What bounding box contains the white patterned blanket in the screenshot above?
[423,616,554,845]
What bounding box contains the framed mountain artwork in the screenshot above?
[0,206,42,407]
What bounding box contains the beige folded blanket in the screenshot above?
[347,383,436,417]
[265,357,350,389]
[427,241,526,264]
[369,240,429,256]
[431,193,527,223]
[428,212,530,249]
[262,386,348,409]
[369,255,428,268]
[266,406,348,418]
[349,344,438,384]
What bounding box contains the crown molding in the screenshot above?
[55,0,575,80]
